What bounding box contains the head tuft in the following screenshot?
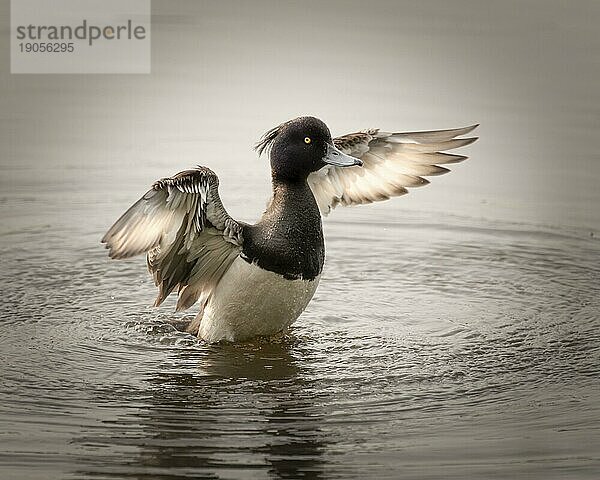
[254,120,291,156]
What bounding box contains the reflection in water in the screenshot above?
[74,340,326,479]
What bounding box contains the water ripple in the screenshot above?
[1,219,599,479]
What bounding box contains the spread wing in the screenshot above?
[101,166,243,312]
[307,124,478,215]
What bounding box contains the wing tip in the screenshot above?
[433,165,451,176]
[462,123,480,134]
[461,136,479,146]
[103,243,139,260]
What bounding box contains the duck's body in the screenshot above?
[198,180,324,342]
[102,116,477,343]
[198,257,320,342]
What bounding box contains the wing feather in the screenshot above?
[102,166,243,311]
[308,124,478,215]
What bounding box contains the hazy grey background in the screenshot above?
[1,0,600,232]
[1,1,599,479]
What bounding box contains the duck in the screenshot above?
[102,116,477,343]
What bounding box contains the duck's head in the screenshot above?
[256,116,362,181]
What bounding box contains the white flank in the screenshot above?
[198,257,320,342]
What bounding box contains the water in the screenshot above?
[2,207,599,478]
[2,1,600,478]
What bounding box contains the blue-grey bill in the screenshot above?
[323,143,363,167]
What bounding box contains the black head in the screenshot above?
[256,116,362,182]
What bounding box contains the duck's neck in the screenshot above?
[240,178,324,280]
[267,178,317,218]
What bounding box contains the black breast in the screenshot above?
[241,181,324,280]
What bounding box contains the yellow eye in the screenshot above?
[304,137,311,144]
